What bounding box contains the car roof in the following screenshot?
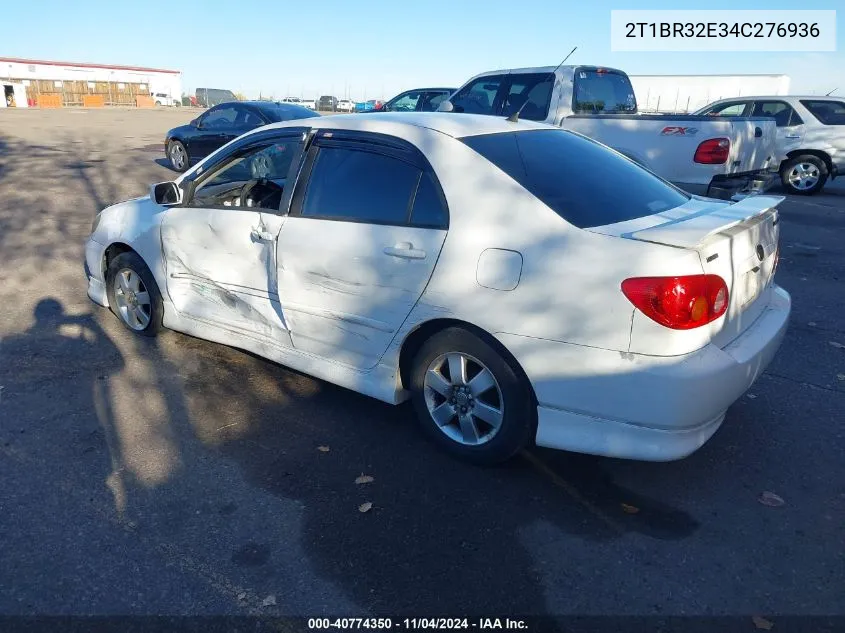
[258,112,549,139]
[471,65,625,77]
[706,95,842,102]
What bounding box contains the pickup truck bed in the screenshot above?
[442,65,778,200]
[563,113,777,198]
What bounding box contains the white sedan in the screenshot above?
[85,113,790,464]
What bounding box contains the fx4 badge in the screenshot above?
[660,126,700,136]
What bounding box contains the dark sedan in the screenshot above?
[164,101,318,172]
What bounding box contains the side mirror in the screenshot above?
[437,100,454,112]
[151,181,182,206]
[190,118,200,128]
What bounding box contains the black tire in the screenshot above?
[409,327,535,465]
[780,155,827,195]
[167,139,190,172]
[105,251,164,337]
[155,101,162,107]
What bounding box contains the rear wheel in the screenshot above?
[106,252,164,337]
[410,327,534,465]
[780,155,827,195]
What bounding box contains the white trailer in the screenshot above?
[630,74,790,114]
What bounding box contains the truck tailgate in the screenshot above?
[727,119,777,174]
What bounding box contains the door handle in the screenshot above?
[785,134,801,139]
[384,242,426,260]
[250,228,275,242]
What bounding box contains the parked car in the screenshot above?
[163,101,318,172]
[285,97,316,110]
[151,92,178,107]
[195,88,237,108]
[380,87,457,113]
[318,95,338,111]
[440,66,778,200]
[354,99,384,113]
[86,112,789,464]
[695,96,845,195]
[337,99,354,112]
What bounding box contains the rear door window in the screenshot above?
[702,101,749,117]
[301,147,420,224]
[461,129,689,229]
[800,100,845,125]
[750,101,803,127]
[572,69,637,113]
[501,73,554,121]
[420,91,450,112]
[450,75,504,115]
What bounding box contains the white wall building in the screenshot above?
[0,57,182,105]
[629,74,791,113]
[1,80,28,108]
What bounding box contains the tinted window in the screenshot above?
[421,91,449,112]
[235,106,265,128]
[461,130,689,229]
[572,70,637,113]
[703,102,747,117]
[501,74,554,121]
[256,103,318,122]
[388,91,422,112]
[410,172,447,227]
[302,147,420,224]
[800,100,845,125]
[190,139,300,211]
[750,101,802,127]
[450,75,504,115]
[201,106,238,128]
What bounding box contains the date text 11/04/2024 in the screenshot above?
[307,618,529,630]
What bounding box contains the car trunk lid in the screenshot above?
[590,195,782,347]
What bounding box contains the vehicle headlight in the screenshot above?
[91,212,103,234]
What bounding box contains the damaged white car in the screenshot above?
[85,113,790,464]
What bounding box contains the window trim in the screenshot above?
[180,128,309,215]
[288,132,449,229]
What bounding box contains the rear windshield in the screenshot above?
[461,129,688,229]
[572,69,637,114]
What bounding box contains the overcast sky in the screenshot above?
[2,0,843,99]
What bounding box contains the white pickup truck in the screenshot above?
[439,65,778,200]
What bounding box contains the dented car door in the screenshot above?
[160,132,306,344]
[276,132,449,369]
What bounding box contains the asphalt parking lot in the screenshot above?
[0,108,843,625]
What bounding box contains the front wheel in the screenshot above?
[167,140,190,172]
[780,155,827,195]
[410,327,535,465]
[106,252,164,337]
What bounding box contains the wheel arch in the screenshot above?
[782,149,833,175]
[397,318,538,408]
[103,242,139,279]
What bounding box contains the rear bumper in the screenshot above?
[677,171,778,201]
[708,170,779,201]
[499,285,791,461]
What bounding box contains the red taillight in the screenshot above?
[694,137,730,164]
[621,275,729,330]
